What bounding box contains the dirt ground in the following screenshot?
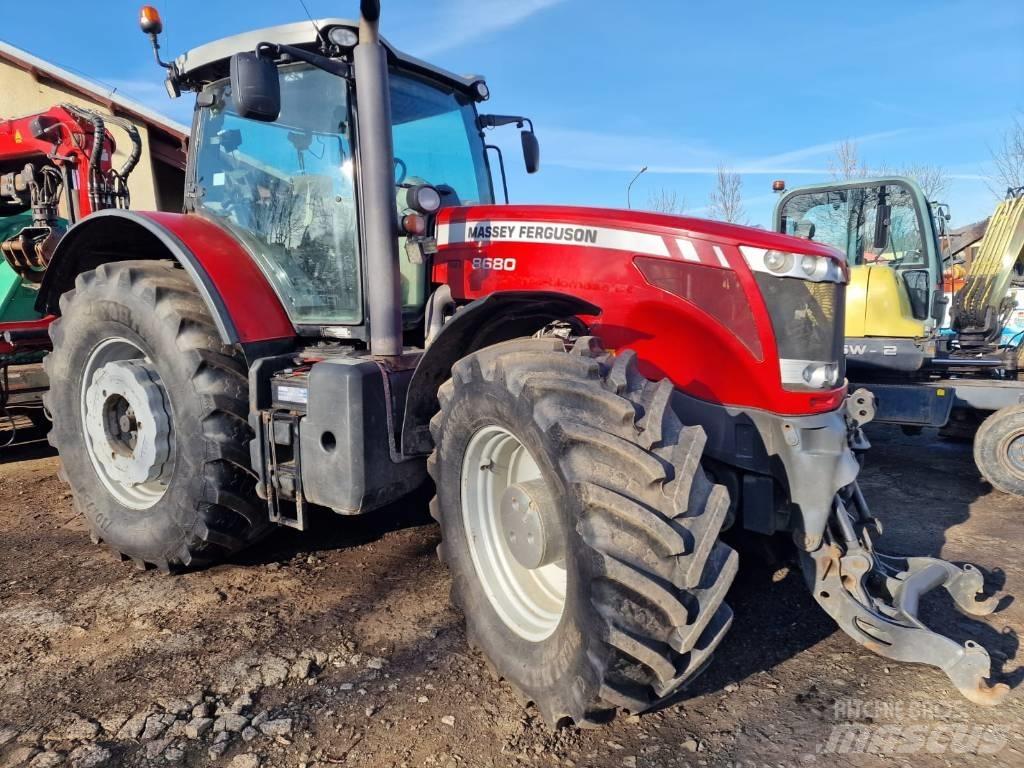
[0,422,1020,768]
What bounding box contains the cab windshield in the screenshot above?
[779,183,926,269]
[192,63,491,326]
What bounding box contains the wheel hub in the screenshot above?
[461,425,567,642]
[84,359,172,490]
[500,479,564,570]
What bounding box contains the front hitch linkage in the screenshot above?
[806,486,1009,706]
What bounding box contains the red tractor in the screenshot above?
[38,2,1008,724]
[0,104,140,432]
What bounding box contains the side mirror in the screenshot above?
[873,200,891,250]
[229,52,280,122]
[521,130,540,175]
[931,289,949,323]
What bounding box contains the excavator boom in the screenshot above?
[952,189,1024,344]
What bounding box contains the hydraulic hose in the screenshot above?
[102,114,143,179]
[86,113,105,175]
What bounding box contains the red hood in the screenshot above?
[433,202,849,417]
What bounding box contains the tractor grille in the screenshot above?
[754,274,845,390]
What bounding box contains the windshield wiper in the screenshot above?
[256,43,351,80]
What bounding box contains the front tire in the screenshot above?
[429,338,737,726]
[44,260,268,570]
[974,404,1024,497]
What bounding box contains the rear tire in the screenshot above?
[428,337,737,726]
[974,404,1024,497]
[44,260,269,570]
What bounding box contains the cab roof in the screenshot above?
[175,18,484,93]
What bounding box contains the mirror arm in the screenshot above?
[478,114,532,132]
[485,144,509,204]
[256,42,352,79]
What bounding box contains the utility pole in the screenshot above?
[627,166,648,209]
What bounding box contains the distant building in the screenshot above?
[943,219,989,268]
[0,41,187,212]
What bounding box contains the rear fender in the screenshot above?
[37,210,295,348]
[401,291,600,455]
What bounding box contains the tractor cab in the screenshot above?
[774,177,947,372]
[165,17,535,342]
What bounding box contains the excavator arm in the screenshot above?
[951,189,1024,345]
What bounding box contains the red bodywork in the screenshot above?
[134,212,294,344]
[43,201,846,417]
[434,205,847,416]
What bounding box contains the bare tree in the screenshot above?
[707,166,745,224]
[900,163,947,200]
[833,140,947,200]
[646,188,686,214]
[829,139,869,180]
[989,114,1024,197]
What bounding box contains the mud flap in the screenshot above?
[806,487,1010,706]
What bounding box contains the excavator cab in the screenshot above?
[775,179,1024,498]
[775,177,945,373]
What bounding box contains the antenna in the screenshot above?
[297,0,325,45]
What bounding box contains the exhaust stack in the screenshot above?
[354,0,403,358]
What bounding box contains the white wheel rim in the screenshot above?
[80,337,173,510]
[461,425,567,641]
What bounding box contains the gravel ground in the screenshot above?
[0,422,1020,768]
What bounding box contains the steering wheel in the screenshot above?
[394,157,408,184]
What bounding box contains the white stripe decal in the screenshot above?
[676,238,700,262]
[712,245,729,267]
[437,220,670,258]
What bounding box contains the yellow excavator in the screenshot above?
[952,191,1024,350]
[773,179,1024,497]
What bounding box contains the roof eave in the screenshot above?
[0,40,188,140]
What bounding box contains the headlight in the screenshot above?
[328,27,359,48]
[765,251,793,272]
[404,184,442,214]
[802,362,839,389]
[740,247,843,283]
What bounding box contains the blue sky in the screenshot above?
[3,0,1022,226]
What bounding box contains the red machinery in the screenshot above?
[34,2,1009,725]
[0,105,139,431]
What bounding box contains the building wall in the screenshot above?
[0,58,179,212]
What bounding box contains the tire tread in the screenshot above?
[46,260,269,570]
[431,337,736,725]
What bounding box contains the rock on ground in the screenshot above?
[213,713,248,733]
[67,744,111,768]
[257,718,292,738]
[184,718,213,740]
[28,752,64,768]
